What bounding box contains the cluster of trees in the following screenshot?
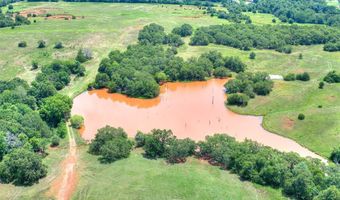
[197,134,340,200]
[284,72,310,81]
[205,5,251,24]
[138,23,185,47]
[246,0,340,27]
[225,72,273,106]
[324,42,340,52]
[0,10,30,28]
[324,71,340,83]
[62,0,214,6]
[0,78,72,185]
[31,60,85,97]
[92,30,245,98]
[189,24,340,52]
[135,129,196,164]
[89,126,133,163]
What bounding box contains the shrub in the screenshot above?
[37,40,46,48]
[224,57,246,73]
[253,81,273,95]
[296,72,310,81]
[165,138,196,163]
[323,71,340,83]
[298,53,303,59]
[143,129,175,159]
[284,73,296,81]
[50,135,60,147]
[76,48,93,63]
[276,45,292,54]
[31,61,38,70]
[56,122,67,138]
[213,67,232,78]
[8,5,13,10]
[330,146,340,164]
[88,126,133,163]
[171,24,193,37]
[227,93,249,107]
[272,18,276,23]
[249,52,256,59]
[70,115,84,129]
[54,41,63,49]
[18,41,27,48]
[298,113,305,120]
[319,81,324,89]
[135,131,146,147]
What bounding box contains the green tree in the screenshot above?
[135,131,146,147]
[0,148,47,186]
[213,67,231,78]
[330,146,340,164]
[314,186,340,200]
[143,129,175,159]
[39,94,72,127]
[99,137,133,163]
[227,93,249,107]
[37,40,46,48]
[70,115,84,129]
[249,52,256,59]
[165,138,196,163]
[54,41,63,49]
[171,24,193,37]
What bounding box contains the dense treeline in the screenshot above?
[126,129,340,199]
[62,0,214,6]
[91,24,246,98]
[190,24,340,52]
[225,72,273,106]
[247,0,340,27]
[0,77,73,185]
[0,0,20,7]
[197,134,340,200]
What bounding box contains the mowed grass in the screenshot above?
[72,147,286,200]
[178,44,340,157]
[0,137,69,200]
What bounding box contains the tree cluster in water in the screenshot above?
[90,24,247,98]
[190,24,340,52]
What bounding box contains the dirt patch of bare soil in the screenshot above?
[282,117,295,130]
[20,7,56,17]
[46,14,80,20]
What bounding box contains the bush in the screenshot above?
[70,115,84,129]
[56,122,67,138]
[298,113,305,120]
[8,5,13,9]
[298,53,303,59]
[213,67,232,78]
[171,24,193,37]
[89,126,133,163]
[143,129,175,159]
[227,93,249,107]
[165,138,196,163]
[276,45,292,54]
[319,81,324,89]
[135,131,146,147]
[284,73,296,81]
[323,71,340,83]
[18,41,27,48]
[0,148,47,185]
[54,41,63,49]
[99,137,133,163]
[31,61,38,70]
[76,48,93,63]
[224,57,246,73]
[253,81,273,95]
[50,135,60,147]
[296,72,310,81]
[37,40,46,48]
[249,52,256,59]
[330,146,340,164]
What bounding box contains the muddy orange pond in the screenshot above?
[72,79,323,160]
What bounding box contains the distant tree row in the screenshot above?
[62,0,214,6]
[246,0,340,27]
[189,24,340,52]
[205,4,251,24]
[225,72,273,106]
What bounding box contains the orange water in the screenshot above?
[72,79,324,160]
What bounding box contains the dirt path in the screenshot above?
[50,124,77,200]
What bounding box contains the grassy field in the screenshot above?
[72,147,286,200]
[178,44,340,157]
